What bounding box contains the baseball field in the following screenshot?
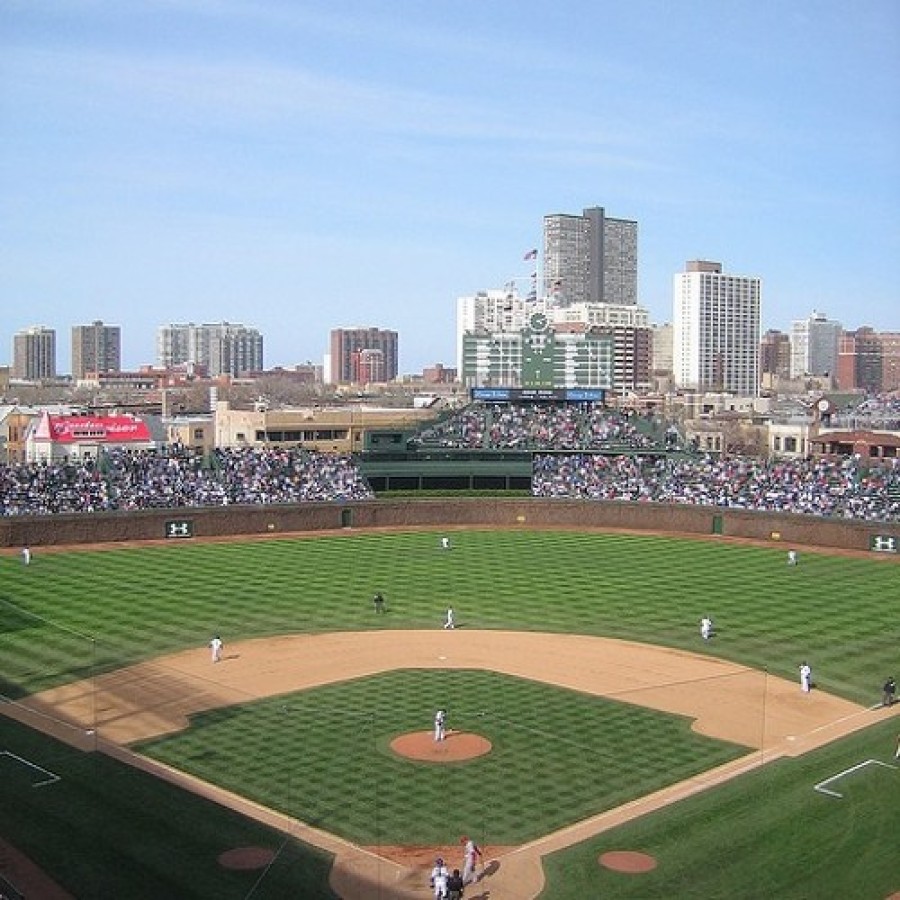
[1,527,898,899]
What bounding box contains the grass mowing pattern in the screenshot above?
[1,531,896,703]
[0,715,339,900]
[541,718,900,900]
[1,529,898,898]
[135,669,747,845]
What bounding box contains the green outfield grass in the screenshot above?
[0,530,896,703]
[1,528,898,898]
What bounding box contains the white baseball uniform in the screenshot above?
[799,662,812,692]
[434,709,446,742]
[210,636,223,663]
[444,608,455,629]
[430,861,449,899]
[461,838,482,884]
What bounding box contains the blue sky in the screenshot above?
[2,0,898,375]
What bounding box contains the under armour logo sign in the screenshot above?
[871,535,897,553]
[166,521,193,538]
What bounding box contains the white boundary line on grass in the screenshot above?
[0,750,61,787]
[813,758,896,799]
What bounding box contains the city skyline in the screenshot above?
[2,2,898,375]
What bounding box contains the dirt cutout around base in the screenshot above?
[390,730,492,761]
[600,849,658,873]
[218,846,277,870]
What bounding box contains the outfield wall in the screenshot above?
[0,499,897,553]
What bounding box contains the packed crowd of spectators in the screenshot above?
[413,402,663,451]
[0,446,374,516]
[3,398,899,522]
[830,393,900,431]
[532,453,900,522]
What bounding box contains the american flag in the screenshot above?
[523,248,538,261]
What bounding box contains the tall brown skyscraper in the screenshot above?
[71,320,121,379]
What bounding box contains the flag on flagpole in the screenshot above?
[523,248,538,261]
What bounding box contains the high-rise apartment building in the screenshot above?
[71,321,121,379]
[836,327,900,392]
[673,261,761,397]
[157,323,263,377]
[759,330,792,383]
[789,311,842,380]
[12,326,56,380]
[543,206,638,306]
[329,327,398,384]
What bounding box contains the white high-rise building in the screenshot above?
[789,311,842,380]
[157,322,264,377]
[673,261,761,397]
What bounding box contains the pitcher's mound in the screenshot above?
[390,730,492,761]
[599,850,657,873]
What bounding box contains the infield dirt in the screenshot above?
[14,629,896,899]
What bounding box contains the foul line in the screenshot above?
[813,758,896,799]
[0,750,62,787]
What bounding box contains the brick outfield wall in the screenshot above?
[0,499,896,553]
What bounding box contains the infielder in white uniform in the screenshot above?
[210,635,223,663]
[460,836,482,885]
[799,661,812,692]
[434,709,446,742]
[700,616,713,641]
[444,607,455,629]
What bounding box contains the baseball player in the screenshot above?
[700,615,713,641]
[787,549,798,566]
[429,856,449,899]
[434,708,446,742]
[444,607,455,629]
[460,835,482,885]
[210,635,223,663]
[440,536,450,550]
[20,546,31,566]
[799,661,812,693]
